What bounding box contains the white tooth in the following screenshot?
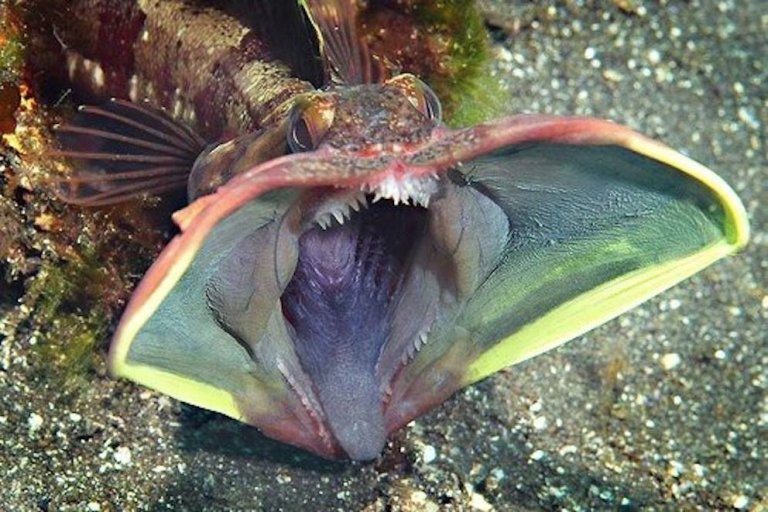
[332,210,344,224]
[350,192,369,211]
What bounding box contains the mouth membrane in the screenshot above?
[282,198,429,366]
[280,197,429,459]
[204,178,506,459]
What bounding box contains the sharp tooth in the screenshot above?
[416,332,427,351]
[318,213,334,229]
[332,210,344,224]
[350,192,369,211]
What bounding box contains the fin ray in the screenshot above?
[54,100,206,205]
[301,0,379,84]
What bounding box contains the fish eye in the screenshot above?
[386,74,443,122]
[287,96,335,153]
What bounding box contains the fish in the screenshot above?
[33,0,749,460]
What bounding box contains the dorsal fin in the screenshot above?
[300,0,383,84]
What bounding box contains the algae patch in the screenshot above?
[0,24,168,388]
[361,0,507,127]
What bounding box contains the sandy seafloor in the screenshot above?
[1,1,766,510]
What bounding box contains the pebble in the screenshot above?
[602,69,624,82]
[113,446,132,465]
[647,49,662,64]
[27,413,43,434]
[731,494,749,509]
[470,489,494,511]
[661,353,682,370]
[421,444,437,464]
[496,47,513,63]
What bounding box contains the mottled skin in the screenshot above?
[190,74,440,197]
[25,0,314,139]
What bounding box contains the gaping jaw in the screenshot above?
[109,115,747,460]
[215,176,506,460]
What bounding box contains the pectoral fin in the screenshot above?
[53,99,206,206]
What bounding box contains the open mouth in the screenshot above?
[197,173,507,459]
[235,172,503,459]
[281,191,432,459]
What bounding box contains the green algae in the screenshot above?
[1,109,162,390]
[0,2,24,81]
[23,248,113,388]
[360,0,507,128]
[412,0,506,127]
[0,34,23,80]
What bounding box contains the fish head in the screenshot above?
[288,73,441,154]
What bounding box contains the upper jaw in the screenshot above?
[305,173,440,230]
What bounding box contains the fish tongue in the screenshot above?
[314,359,387,461]
[282,215,397,459]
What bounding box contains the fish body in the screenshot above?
[28,1,750,459]
[28,0,318,138]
